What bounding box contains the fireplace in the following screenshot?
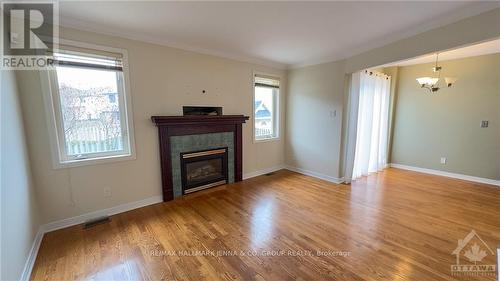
[181,147,228,194]
[151,115,249,201]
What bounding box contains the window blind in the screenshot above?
[254,74,280,89]
[49,45,123,71]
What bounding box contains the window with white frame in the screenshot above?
[44,44,134,167]
[254,74,279,141]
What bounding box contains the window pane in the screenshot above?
[255,86,274,139]
[56,66,124,156]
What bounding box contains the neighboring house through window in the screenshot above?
[42,41,135,168]
[254,74,279,141]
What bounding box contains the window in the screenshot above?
[43,43,135,168]
[254,74,280,141]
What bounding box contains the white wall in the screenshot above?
[1,69,40,280]
[17,26,287,225]
[286,7,500,180]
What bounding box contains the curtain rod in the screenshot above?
[364,70,390,80]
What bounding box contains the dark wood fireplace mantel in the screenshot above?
[151,115,249,201]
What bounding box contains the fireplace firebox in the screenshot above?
[180,147,228,194]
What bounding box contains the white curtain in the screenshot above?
[352,71,391,180]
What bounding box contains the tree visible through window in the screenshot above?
[45,46,134,166]
[57,66,123,156]
[254,74,279,140]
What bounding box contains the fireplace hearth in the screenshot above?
[181,148,228,194]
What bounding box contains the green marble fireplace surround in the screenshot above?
[170,132,235,198]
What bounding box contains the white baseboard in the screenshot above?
[20,228,44,281]
[285,165,344,184]
[42,195,163,233]
[21,195,164,281]
[243,164,286,180]
[389,163,500,187]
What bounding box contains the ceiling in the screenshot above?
[58,1,500,69]
[382,38,500,67]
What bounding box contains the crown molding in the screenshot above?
[288,3,500,69]
[57,16,288,70]
[50,2,500,70]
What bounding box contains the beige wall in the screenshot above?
[1,66,40,280]
[17,27,286,224]
[286,8,500,180]
[286,61,346,179]
[391,54,500,180]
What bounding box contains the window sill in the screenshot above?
[53,153,136,169]
[254,137,280,144]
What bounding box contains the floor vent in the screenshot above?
[83,216,110,229]
[265,172,276,176]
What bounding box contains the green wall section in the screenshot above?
[170,132,235,197]
[391,53,500,180]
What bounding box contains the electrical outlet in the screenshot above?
[481,120,489,128]
[103,187,112,198]
[440,157,447,164]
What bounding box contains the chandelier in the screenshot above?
[416,53,457,93]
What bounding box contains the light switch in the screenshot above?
[10,32,19,44]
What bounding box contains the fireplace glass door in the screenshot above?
[181,148,228,194]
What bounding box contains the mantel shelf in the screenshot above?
[151,115,249,126]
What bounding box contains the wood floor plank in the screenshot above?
[31,169,500,280]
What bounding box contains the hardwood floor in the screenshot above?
[31,168,500,281]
